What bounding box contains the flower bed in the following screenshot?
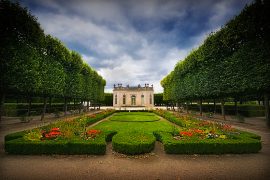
[5,110,116,155]
[154,109,262,154]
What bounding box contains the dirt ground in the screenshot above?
[0,112,270,180]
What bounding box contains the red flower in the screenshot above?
[193,129,203,134]
[180,131,193,137]
[223,124,234,131]
[51,128,60,131]
[42,127,61,140]
[86,129,101,138]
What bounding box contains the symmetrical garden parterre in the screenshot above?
[5,110,261,155]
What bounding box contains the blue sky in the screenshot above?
[19,0,253,93]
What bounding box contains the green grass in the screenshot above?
[92,112,176,154]
[92,112,176,133]
[109,112,160,122]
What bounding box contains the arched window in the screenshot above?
[141,94,144,105]
[115,95,117,104]
[123,95,126,105]
[131,95,136,105]
[150,94,152,104]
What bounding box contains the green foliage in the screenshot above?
[5,130,27,141]
[93,112,177,155]
[153,110,262,154]
[0,0,106,120]
[5,111,262,155]
[112,131,155,155]
[2,103,76,116]
[5,137,107,155]
[153,131,261,154]
[187,103,265,117]
[154,93,166,106]
[161,1,270,103]
[4,110,115,155]
[154,110,185,127]
[101,93,113,106]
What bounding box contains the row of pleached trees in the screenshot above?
[0,0,106,120]
[161,0,270,125]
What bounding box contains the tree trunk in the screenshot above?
[64,97,67,116]
[186,102,189,114]
[41,97,48,121]
[27,96,32,116]
[73,99,76,111]
[199,99,202,116]
[79,100,82,114]
[234,99,238,115]
[48,97,52,113]
[221,99,226,120]
[87,101,89,111]
[264,93,270,127]
[213,99,216,114]
[0,93,5,121]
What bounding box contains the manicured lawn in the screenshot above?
[92,112,175,133]
[109,112,160,122]
[91,112,176,154]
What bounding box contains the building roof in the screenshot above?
[113,84,154,91]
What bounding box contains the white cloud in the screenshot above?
[22,0,253,94]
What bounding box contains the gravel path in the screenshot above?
[0,112,269,180]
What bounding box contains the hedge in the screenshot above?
[112,131,155,155]
[154,110,185,127]
[153,131,262,154]
[3,103,77,116]
[4,110,116,155]
[5,130,27,142]
[85,110,115,126]
[187,104,265,117]
[5,131,117,155]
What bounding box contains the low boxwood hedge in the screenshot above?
[112,131,155,155]
[154,110,185,127]
[153,131,262,154]
[5,130,27,142]
[5,131,117,155]
[5,110,116,155]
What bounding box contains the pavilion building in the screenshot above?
[113,83,154,109]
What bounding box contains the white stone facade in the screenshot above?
[113,84,154,108]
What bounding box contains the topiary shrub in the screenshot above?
[112,131,155,155]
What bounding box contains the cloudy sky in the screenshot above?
[19,0,252,93]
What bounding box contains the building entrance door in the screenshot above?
[131,95,136,105]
